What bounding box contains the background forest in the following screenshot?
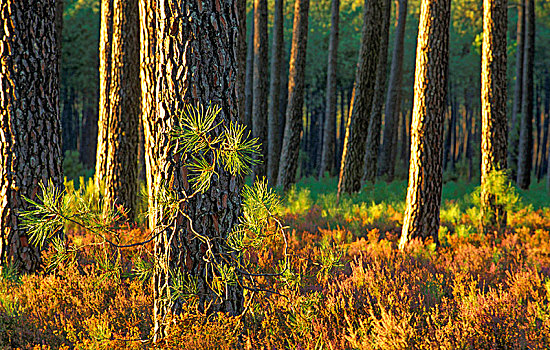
[1,0,550,348]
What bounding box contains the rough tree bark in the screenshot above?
[378,0,407,181]
[319,0,340,178]
[337,0,383,195]
[516,0,534,189]
[252,0,269,179]
[97,0,140,219]
[237,0,247,123]
[481,0,508,233]
[363,0,391,183]
[277,0,310,191]
[152,0,245,337]
[267,0,284,184]
[399,0,450,249]
[0,0,64,272]
[245,4,255,130]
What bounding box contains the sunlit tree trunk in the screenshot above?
[277,0,310,190]
[363,0,391,183]
[517,0,534,189]
[152,0,244,338]
[337,0,383,195]
[0,0,63,272]
[319,0,340,178]
[252,0,269,179]
[481,0,508,233]
[399,0,450,249]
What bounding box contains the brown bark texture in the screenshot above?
[363,0,391,183]
[481,0,508,233]
[0,0,63,272]
[252,0,269,179]
[319,0,340,178]
[237,0,247,123]
[399,0,450,249]
[277,0,310,191]
[378,0,407,181]
[516,0,534,189]
[153,0,244,337]
[267,0,284,185]
[245,4,255,130]
[337,0,383,195]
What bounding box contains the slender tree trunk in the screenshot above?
[0,0,63,272]
[153,0,244,338]
[80,94,99,169]
[363,0,391,183]
[319,0,340,178]
[95,0,114,182]
[538,74,549,181]
[337,0,384,196]
[378,0,407,180]
[517,0,534,189]
[399,0,450,249]
[481,0,508,233]
[252,0,269,179]
[98,0,140,219]
[139,0,157,230]
[508,0,525,179]
[62,88,77,152]
[245,4,255,130]
[277,0,310,190]
[268,0,284,185]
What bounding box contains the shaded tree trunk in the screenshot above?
[319,0,340,178]
[252,0,269,179]
[267,0,285,185]
[0,0,64,272]
[378,0,407,181]
[337,0,384,196]
[277,0,310,191]
[363,0,391,183]
[80,94,99,169]
[399,0,450,249]
[538,74,549,181]
[508,0,525,180]
[237,0,247,123]
[516,0,534,189]
[152,0,244,338]
[245,4,255,130]
[481,0,508,233]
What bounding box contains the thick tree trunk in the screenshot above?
[245,4,255,130]
[139,0,157,230]
[378,0,407,181]
[508,0,525,179]
[95,0,114,182]
[399,0,450,249]
[277,0,310,191]
[337,0,383,196]
[100,0,140,219]
[252,0,269,179]
[0,0,63,272]
[237,0,247,124]
[267,0,284,185]
[363,0,391,183]
[153,0,244,338]
[516,0,534,189]
[481,0,508,233]
[319,0,340,178]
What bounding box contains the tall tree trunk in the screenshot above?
[62,88,77,152]
[245,4,255,130]
[95,0,114,182]
[481,0,508,233]
[252,0,269,179]
[399,0,450,249]
[0,0,64,272]
[267,0,285,185]
[378,0,407,181]
[363,0,391,183]
[277,0,310,190]
[516,0,534,189]
[153,0,244,338]
[337,0,384,196]
[319,0,340,178]
[139,0,157,230]
[508,0,525,180]
[237,0,247,123]
[538,74,549,181]
[98,0,140,219]
[80,94,99,169]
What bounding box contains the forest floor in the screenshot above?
[2,177,550,349]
